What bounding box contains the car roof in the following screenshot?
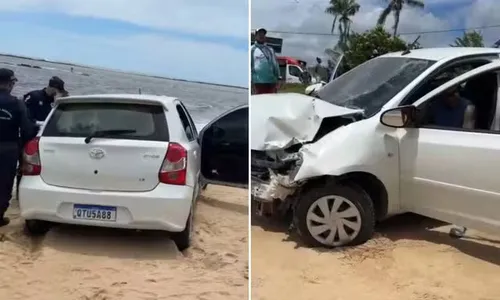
[56,94,178,105]
[381,47,500,61]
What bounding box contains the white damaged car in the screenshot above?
[251,47,500,248]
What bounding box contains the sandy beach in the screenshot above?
[0,185,248,300]
[252,214,500,300]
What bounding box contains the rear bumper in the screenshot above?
[19,176,194,232]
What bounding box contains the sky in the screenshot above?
[0,0,249,87]
[251,0,500,65]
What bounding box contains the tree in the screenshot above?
[450,30,484,47]
[325,0,361,48]
[343,26,412,69]
[377,0,424,37]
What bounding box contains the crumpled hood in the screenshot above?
[251,93,362,151]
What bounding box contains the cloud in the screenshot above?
[0,0,249,38]
[251,0,500,65]
[0,0,249,87]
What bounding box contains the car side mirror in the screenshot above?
[380,105,417,128]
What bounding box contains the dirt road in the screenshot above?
[0,185,248,300]
[252,214,500,300]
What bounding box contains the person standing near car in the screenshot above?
[24,76,67,122]
[314,57,328,82]
[251,28,281,94]
[0,68,36,226]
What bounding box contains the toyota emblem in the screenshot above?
[89,148,105,159]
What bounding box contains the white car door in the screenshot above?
[398,62,500,235]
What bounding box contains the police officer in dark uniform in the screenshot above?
[0,68,36,226]
[17,77,67,199]
[24,76,67,122]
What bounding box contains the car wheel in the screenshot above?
[24,219,51,236]
[172,205,194,251]
[294,183,375,248]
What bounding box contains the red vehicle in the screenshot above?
[277,56,314,84]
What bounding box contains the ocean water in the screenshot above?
[0,55,248,130]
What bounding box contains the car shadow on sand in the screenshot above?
[252,212,500,266]
[6,198,184,260]
[39,224,184,260]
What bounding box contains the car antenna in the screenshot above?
[402,35,421,56]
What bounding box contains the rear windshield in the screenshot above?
[43,102,169,141]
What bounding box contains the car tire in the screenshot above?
[172,207,194,251]
[24,219,51,236]
[294,183,375,248]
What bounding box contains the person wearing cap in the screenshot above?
[23,76,67,122]
[0,68,36,226]
[251,28,281,94]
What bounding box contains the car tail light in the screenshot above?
[159,143,187,185]
[22,138,41,176]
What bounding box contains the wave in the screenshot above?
[184,103,213,110]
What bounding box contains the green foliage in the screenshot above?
[278,83,307,94]
[450,30,484,47]
[343,26,412,69]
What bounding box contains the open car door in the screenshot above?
[199,105,248,189]
[329,53,345,83]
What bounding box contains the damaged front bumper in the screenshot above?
[250,93,363,215]
[251,149,304,216]
[251,170,301,203]
[251,170,302,216]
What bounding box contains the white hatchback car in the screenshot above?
[19,94,248,250]
[252,47,500,248]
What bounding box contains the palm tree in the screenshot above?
[450,30,484,47]
[325,0,361,48]
[377,0,424,37]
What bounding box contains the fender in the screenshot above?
[293,118,402,216]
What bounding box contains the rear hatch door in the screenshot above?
[39,100,169,192]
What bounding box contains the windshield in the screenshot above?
[317,56,436,117]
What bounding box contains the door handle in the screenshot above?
[221,142,231,146]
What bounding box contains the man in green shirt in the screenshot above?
[251,28,281,94]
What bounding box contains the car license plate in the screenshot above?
[73,204,117,222]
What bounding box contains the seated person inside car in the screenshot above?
[426,86,475,129]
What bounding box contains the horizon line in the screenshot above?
[0,52,248,90]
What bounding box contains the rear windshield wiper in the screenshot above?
[84,129,137,144]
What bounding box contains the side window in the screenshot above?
[405,60,491,105]
[176,105,195,141]
[179,102,198,137]
[289,66,302,77]
[210,107,248,144]
[417,70,499,131]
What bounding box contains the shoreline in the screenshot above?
[0,53,247,90]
